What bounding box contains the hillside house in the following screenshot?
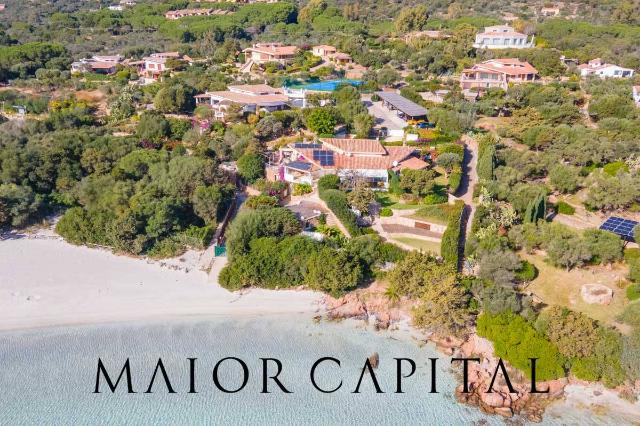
[136,52,191,82]
[473,25,534,49]
[460,59,539,91]
[578,58,634,78]
[270,138,427,187]
[164,8,231,19]
[71,55,123,75]
[242,43,298,66]
[194,84,289,120]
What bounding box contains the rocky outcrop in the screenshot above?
[581,284,613,305]
[454,334,567,422]
[322,283,410,330]
[321,290,569,422]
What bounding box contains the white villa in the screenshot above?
[578,58,635,78]
[473,25,534,49]
[194,84,289,120]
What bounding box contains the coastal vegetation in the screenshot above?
[1,0,640,410]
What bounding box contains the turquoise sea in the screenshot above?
[0,315,629,425]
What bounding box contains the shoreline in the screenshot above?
[0,231,322,333]
[2,232,639,423]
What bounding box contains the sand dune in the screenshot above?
[0,233,321,332]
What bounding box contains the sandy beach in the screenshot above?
[0,231,322,332]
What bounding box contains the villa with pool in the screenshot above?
[284,79,363,107]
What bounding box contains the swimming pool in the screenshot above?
[288,79,363,91]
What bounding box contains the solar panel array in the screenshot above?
[599,216,638,241]
[294,143,322,149]
[286,161,312,171]
[312,150,334,166]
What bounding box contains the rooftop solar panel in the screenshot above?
[599,216,638,241]
[287,161,312,171]
[312,150,334,167]
[294,143,322,149]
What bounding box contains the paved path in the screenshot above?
[457,135,479,238]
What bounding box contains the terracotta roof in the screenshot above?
[394,156,428,171]
[464,59,538,76]
[89,61,118,70]
[244,44,298,56]
[294,145,416,171]
[320,138,387,155]
[314,45,336,51]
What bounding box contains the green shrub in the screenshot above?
[603,161,629,177]
[556,201,575,215]
[515,260,538,282]
[624,248,640,263]
[476,312,566,381]
[629,258,640,283]
[293,183,313,196]
[317,174,340,192]
[441,200,465,267]
[627,283,640,301]
[423,193,448,205]
[380,207,393,217]
[436,143,464,158]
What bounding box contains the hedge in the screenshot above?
[319,188,361,236]
[477,135,497,182]
[380,207,393,217]
[440,200,465,267]
[448,171,462,194]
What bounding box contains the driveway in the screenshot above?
[362,95,407,132]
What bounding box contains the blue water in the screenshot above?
[0,316,630,425]
[290,79,363,91]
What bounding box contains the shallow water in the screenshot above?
[0,315,631,425]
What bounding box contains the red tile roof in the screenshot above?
[293,145,416,171]
[320,138,387,155]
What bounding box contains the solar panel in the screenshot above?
[312,150,334,166]
[286,161,312,171]
[599,216,638,241]
[294,143,322,149]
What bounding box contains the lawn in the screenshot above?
[521,252,630,327]
[375,192,420,210]
[410,203,457,225]
[390,235,441,254]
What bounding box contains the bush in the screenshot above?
[380,207,393,217]
[603,161,629,177]
[624,248,640,263]
[293,183,313,196]
[556,201,575,215]
[237,152,265,183]
[319,188,361,236]
[515,260,538,282]
[477,312,566,381]
[317,174,340,192]
[441,200,465,267]
[245,195,279,209]
[627,283,640,301]
[423,193,448,205]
